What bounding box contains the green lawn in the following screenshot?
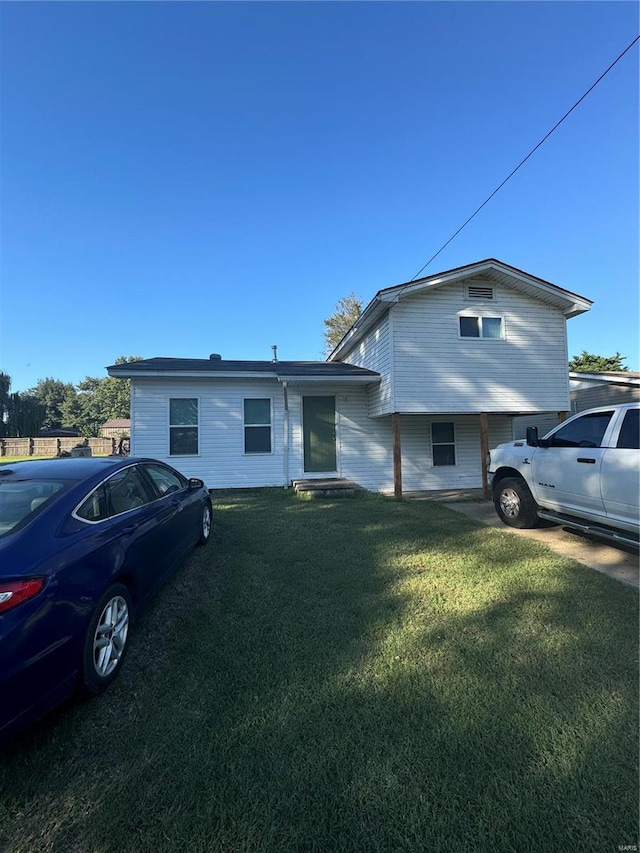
[0,490,637,852]
[0,456,51,463]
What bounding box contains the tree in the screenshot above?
[323,292,363,357]
[0,372,11,438]
[0,374,46,437]
[26,377,78,430]
[6,393,45,437]
[569,351,628,372]
[72,356,142,437]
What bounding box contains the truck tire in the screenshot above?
[493,477,540,529]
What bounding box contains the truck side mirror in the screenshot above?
[526,427,539,447]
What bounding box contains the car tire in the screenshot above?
[493,477,540,529]
[81,583,133,695]
[198,501,212,546]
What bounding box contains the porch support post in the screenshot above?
[557,411,568,424]
[479,412,490,500]
[392,412,402,500]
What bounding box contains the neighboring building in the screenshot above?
[568,371,640,411]
[38,427,81,438]
[512,371,640,438]
[99,419,131,439]
[108,259,592,495]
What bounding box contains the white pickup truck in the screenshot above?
[488,402,639,547]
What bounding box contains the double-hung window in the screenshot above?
[244,398,272,453]
[459,315,504,339]
[431,422,456,466]
[169,398,199,455]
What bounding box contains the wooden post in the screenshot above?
[557,411,568,424]
[479,412,489,500]
[392,412,402,500]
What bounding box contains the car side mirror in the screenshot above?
[188,477,205,489]
[526,427,539,447]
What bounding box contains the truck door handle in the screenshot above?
[577,458,596,464]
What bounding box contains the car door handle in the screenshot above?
[121,523,141,535]
[577,458,596,464]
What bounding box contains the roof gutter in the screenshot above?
[276,375,379,384]
[107,369,280,380]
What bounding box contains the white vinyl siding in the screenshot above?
[399,415,513,492]
[339,314,393,416]
[131,378,514,492]
[391,280,570,413]
[132,378,286,488]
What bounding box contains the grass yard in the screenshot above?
[0,490,637,852]
[0,456,51,463]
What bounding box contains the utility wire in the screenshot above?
[409,34,640,283]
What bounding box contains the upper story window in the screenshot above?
[244,398,272,453]
[459,315,504,339]
[169,398,199,456]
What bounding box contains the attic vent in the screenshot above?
[467,285,494,300]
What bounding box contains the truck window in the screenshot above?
[617,409,639,450]
[549,411,613,448]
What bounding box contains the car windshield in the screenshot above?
[0,479,68,536]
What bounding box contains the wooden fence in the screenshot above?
[0,437,117,458]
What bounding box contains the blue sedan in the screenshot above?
[0,456,212,743]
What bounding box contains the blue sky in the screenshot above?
[1,1,638,393]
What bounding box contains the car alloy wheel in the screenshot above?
[82,583,133,694]
[198,503,212,546]
[93,595,129,678]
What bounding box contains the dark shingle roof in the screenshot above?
[107,358,379,379]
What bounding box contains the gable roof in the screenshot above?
[101,419,131,429]
[107,358,379,384]
[328,258,593,361]
[569,371,640,387]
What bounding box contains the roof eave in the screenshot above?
[107,369,280,380]
[328,260,593,360]
[277,374,380,384]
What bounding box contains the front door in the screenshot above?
[303,396,337,473]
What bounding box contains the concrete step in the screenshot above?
[292,478,361,497]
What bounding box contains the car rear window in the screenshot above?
[0,479,67,536]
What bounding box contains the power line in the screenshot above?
[409,34,640,283]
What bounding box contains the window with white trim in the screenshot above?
[431,422,456,466]
[169,398,199,455]
[244,398,272,453]
[459,315,504,339]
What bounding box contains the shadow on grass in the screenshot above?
[0,491,637,852]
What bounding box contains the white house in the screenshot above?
[107,259,592,495]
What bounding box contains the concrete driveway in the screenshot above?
[444,500,639,588]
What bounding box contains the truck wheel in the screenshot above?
[493,477,540,529]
